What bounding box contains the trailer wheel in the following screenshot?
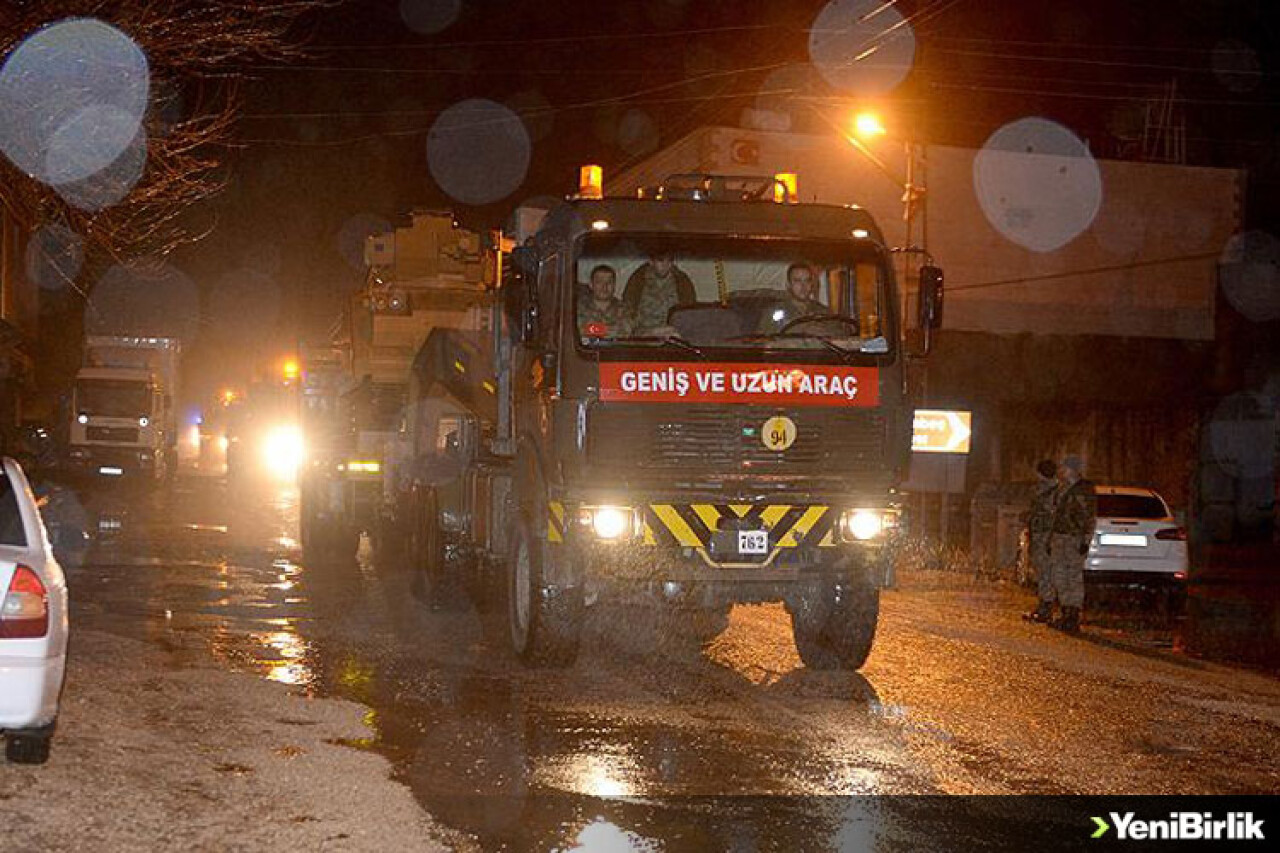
[508,516,582,667]
[787,576,879,671]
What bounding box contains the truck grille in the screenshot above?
[588,405,886,473]
[86,426,140,443]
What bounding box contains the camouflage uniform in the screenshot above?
[1047,478,1096,609]
[622,264,696,333]
[577,296,632,339]
[1026,479,1056,600]
[758,294,827,333]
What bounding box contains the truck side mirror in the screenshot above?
[918,265,944,331]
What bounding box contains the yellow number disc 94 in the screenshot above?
[761,415,797,451]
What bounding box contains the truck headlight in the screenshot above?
[839,508,900,542]
[77,413,89,425]
[139,416,149,427]
[577,505,637,541]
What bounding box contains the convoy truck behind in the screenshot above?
[66,336,181,482]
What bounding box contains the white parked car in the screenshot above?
[0,457,68,764]
[1087,485,1188,587]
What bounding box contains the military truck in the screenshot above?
[296,211,490,561]
[398,172,943,668]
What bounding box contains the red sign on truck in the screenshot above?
[599,362,879,407]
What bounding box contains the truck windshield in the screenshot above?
[574,233,892,355]
[76,379,151,419]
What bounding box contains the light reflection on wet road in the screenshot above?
[52,474,1280,850]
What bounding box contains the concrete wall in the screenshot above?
[612,126,1243,342]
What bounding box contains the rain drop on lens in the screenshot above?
[808,0,917,97]
[399,0,461,36]
[427,99,531,206]
[0,18,150,188]
[25,224,84,292]
[1219,231,1280,323]
[89,263,200,341]
[973,118,1102,253]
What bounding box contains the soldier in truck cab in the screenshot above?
[577,264,633,339]
[622,250,696,334]
[759,262,827,332]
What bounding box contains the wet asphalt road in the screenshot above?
[48,473,1280,851]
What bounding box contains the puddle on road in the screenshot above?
[62,476,1006,851]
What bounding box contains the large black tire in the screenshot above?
[787,577,880,671]
[6,730,52,764]
[408,489,464,609]
[508,516,582,667]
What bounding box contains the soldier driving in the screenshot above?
[577,264,632,339]
[759,262,827,332]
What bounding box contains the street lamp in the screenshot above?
[846,110,926,260]
[853,111,887,139]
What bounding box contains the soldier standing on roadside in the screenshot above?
[1022,459,1059,624]
[1046,455,1097,633]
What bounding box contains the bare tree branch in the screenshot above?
[0,0,334,273]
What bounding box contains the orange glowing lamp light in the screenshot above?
[854,112,887,139]
[283,359,300,381]
[773,172,798,204]
[579,165,603,200]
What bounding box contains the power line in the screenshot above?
[931,34,1262,55]
[950,251,1222,294]
[928,80,1280,107]
[933,46,1262,77]
[308,23,780,51]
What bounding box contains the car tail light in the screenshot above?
[1154,527,1186,541]
[0,565,49,639]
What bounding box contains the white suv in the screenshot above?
[1087,485,1187,587]
[0,458,68,764]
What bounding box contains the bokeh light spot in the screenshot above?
[53,130,147,211]
[617,109,659,158]
[427,99,531,206]
[88,262,200,341]
[0,18,149,188]
[1219,231,1280,323]
[337,213,393,273]
[399,0,462,36]
[25,224,84,292]
[809,0,916,97]
[974,118,1102,253]
[208,269,283,347]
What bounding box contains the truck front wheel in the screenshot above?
[787,576,880,671]
[509,516,582,667]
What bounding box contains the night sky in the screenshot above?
[159,0,1280,396]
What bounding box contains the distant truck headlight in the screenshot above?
[262,425,304,481]
[77,413,89,425]
[139,416,150,427]
[839,508,900,542]
[577,505,637,541]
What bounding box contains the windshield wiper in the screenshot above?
[779,332,857,362]
[731,330,857,362]
[611,334,707,359]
